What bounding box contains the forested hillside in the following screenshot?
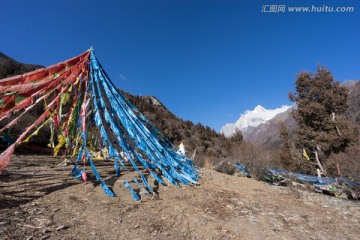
[0,52,237,159]
[123,93,235,158]
[0,52,43,79]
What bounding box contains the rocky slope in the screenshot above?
[243,107,296,147]
[1,155,359,240]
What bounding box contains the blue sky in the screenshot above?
[1,0,359,131]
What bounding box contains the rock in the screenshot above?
[42,228,52,234]
[248,215,257,222]
[236,201,245,206]
[226,205,234,210]
[56,225,68,231]
[240,210,249,215]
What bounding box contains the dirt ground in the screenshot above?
[1,155,359,240]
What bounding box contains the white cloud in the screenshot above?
[118,73,127,81]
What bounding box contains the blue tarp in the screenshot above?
[269,168,358,188]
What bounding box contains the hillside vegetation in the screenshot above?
[0,52,43,79]
[1,52,359,180]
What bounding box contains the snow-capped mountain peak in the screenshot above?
[221,105,292,137]
[254,105,266,112]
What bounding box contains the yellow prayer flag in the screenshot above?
[303,148,310,161]
[53,134,67,156]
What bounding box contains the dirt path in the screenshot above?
[1,155,359,240]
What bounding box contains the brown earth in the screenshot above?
[1,155,359,240]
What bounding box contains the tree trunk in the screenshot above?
[331,112,342,135]
[314,148,325,175]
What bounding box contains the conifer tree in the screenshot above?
[289,66,357,174]
[229,129,244,143]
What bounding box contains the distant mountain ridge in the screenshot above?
[222,80,360,147]
[0,53,234,158]
[220,105,292,138]
[0,51,43,79]
[243,106,296,147]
